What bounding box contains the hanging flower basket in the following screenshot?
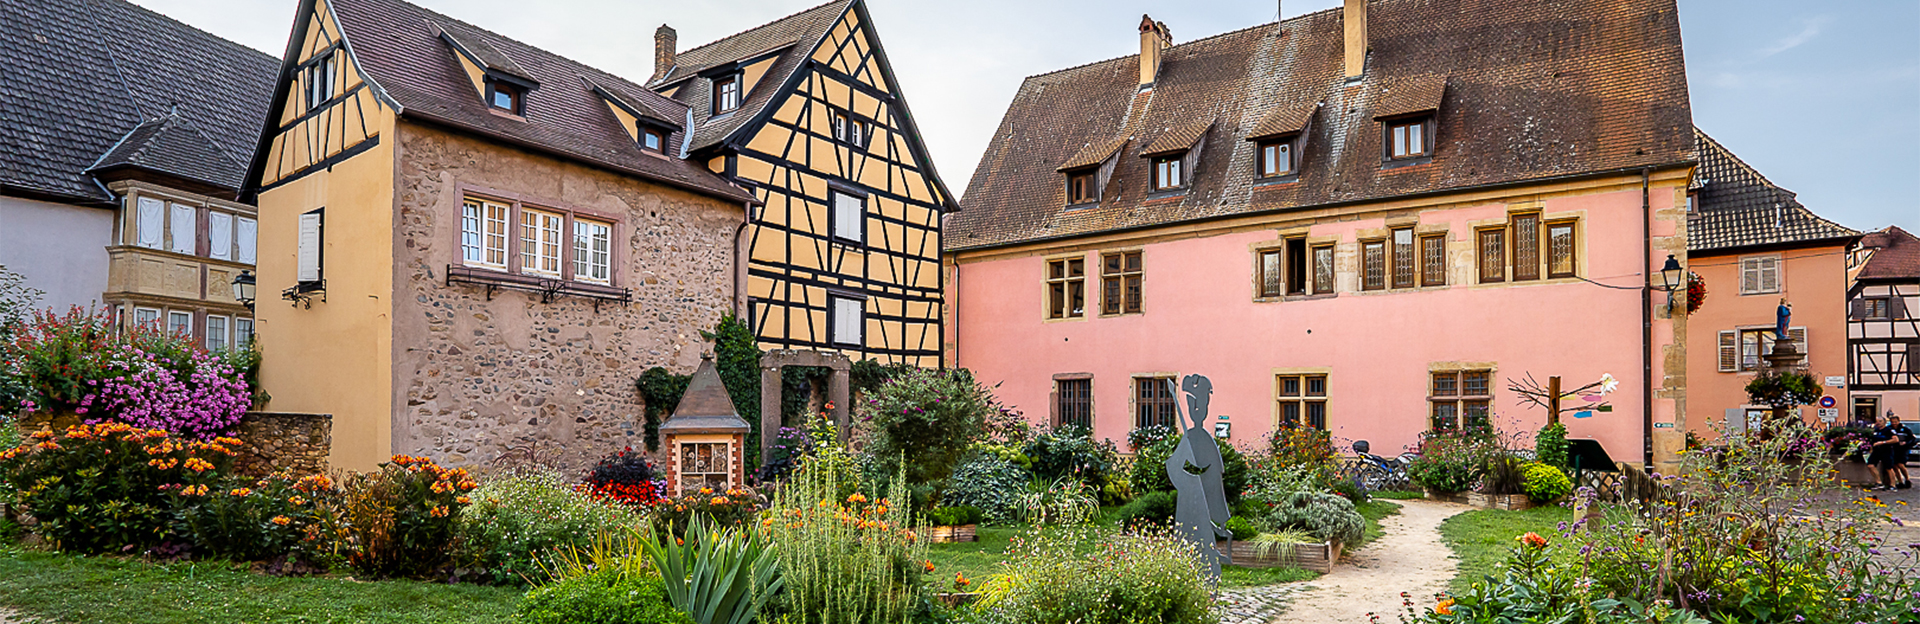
[1685,271,1707,315]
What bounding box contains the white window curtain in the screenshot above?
[832,296,864,346]
[236,217,257,264]
[170,203,196,255]
[297,210,323,283]
[136,198,164,248]
[208,212,233,260]
[832,192,864,243]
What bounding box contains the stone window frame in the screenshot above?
[455,184,626,288]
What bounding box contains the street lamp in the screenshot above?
[1656,255,1683,312]
[231,270,256,311]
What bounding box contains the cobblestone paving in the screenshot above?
[1217,582,1315,624]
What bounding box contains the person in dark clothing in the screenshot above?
[1891,412,1914,490]
[1869,416,1899,491]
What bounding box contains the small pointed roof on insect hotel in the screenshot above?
[660,354,750,435]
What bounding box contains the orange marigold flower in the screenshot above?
[229,488,252,497]
[955,573,970,587]
[712,496,730,506]
[183,458,214,472]
[214,437,244,447]
[29,430,54,440]
[847,493,868,504]
[271,516,292,526]
[923,561,936,573]
[34,441,60,451]
[455,496,471,505]
[1518,532,1548,549]
[289,496,308,506]
[700,487,714,495]
[429,505,449,518]
[1436,598,1456,615]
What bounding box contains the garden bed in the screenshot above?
[1217,539,1341,573]
[1426,490,1539,510]
[919,524,978,543]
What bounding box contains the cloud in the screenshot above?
[1754,16,1831,59]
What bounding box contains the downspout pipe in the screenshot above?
[1641,167,1654,471]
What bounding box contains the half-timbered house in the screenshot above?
[647,0,958,367]
[1849,226,1920,423]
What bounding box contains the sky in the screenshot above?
[131,0,1919,232]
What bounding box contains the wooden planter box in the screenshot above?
[935,593,980,607]
[920,524,977,543]
[1217,539,1341,573]
[1835,460,1879,486]
[1428,490,1536,510]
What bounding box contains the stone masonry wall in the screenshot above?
[232,412,333,477]
[390,122,745,473]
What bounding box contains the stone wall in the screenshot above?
[389,122,746,473]
[232,412,333,477]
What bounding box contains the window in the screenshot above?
[1258,249,1283,298]
[1056,378,1092,430]
[136,197,164,249]
[831,109,866,147]
[1510,213,1541,281]
[206,316,228,351]
[1258,140,1293,177]
[237,217,257,264]
[1258,239,1310,298]
[1276,374,1328,430]
[1046,257,1086,319]
[1362,240,1387,291]
[1311,244,1335,294]
[1740,256,1780,295]
[297,209,324,284]
[1391,228,1415,289]
[208,212,232,261]
[1546,221,1576,278]
[133,307,161,328]
[1720,327,1807,372]
[678,442,729,494]
[641,127,665,152]
[1863,298,1891,320]
[1152,156,1183,190]
[304,51,336,110]
[1431,370,1492,431]
[1285,238,1308,295]
[830,191,865,244]
[1420,233,1447,287]
[461,199,509,269]
[573,219,612,284]
[170,203,196,255]
[1476,228,1505,283]
[519,208,564,277]
[1101,251,1143,315]
[1066,171,1097,205]
[234,318,254,347]
[1854,396,1881,427]
[1135,377,1177,429]
[713,75,740,113]
[488,82,522,114]
[830,295,863,346]
[1388,118,1430,159]
[167,311,194,337]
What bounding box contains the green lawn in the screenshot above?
[1371,490,1428,500]
[0,544,523,624]
[1435,506,1573,594]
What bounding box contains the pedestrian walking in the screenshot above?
[1869,415,1900,491]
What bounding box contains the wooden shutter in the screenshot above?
[208,213,232,260]
[236,218,257,264]
[1850,298,1868,320]
[297,210,323,283]
[832,192,864,243]
[1718,330,1738,372]
[1789,326,1807,353]
[1891,295,1909,320]
[169,203,196,254]
[136,198,164,248]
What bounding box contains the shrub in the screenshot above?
[1128,435,1249,505]
[1268,491,1363,546]
[1266,424,1337,481]
[580,448,665,506]
[1479,452,1528,495]
[942,452,1029,524]
[858,367,994,509]
[1405,531,1710,624]
[518,570,692,624]
[646,515,782,624]
[456,470,647,585]
[634,368,690,452]
[1021,426,1118,496]
[1408,430,1491,494]
[181,471,335,563]
[340,455,477,579]
[1223,515,1258,541]
[766,464,927,624]
[972,525,1216,624]
[1014,477,1099,526]
[1111,490,1176,527]
[1533,423,1569,469]
[928,506,982,527]
[1518,463,1571,503]
[650,485,765,537]
[0,422,235,554]
[1328,476,1368,503]
[8,308,251,437]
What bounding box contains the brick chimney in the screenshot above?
[1138,15,1171,87]
[653,24,677,81]
[1343,0,1367,79]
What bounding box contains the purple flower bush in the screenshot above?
[5,307,254,439]
[78,348,250,438]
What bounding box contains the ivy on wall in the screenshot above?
[634,367,691,451]
[701,313,763,467]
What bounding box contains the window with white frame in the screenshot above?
[208,212,233,261]
[831,295,864,346]
[1740,256,1780,295]
[206,316,228,351]
[461,198,510,269]
[830,191,864,244]
[305,51,336,110]
[234,318,254,347]
[519,208,564,277]
[136,197,165,249]
[133,307,162,329]
[170,203,196,255]
[236,217,258,264]
[167,311,193,337]
[572,219,612,284]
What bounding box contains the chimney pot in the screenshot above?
[1344,0,1368,78]
[1139,15,1172,87]
[654,24,678,81]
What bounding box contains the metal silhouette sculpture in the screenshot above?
[1166,375,1231,586]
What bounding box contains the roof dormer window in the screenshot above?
[1066,169,1097,205]
[1387,117,1431,160]
[713,75,741,114]
[1258,139,1294,178]
[488,81,523,115]
[641,127,666,153]
[1152,155,1184,190]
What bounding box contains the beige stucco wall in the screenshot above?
[388,121,746,471]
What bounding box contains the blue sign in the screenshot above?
[1819,396,1836,408]
[1573,410,1595,419]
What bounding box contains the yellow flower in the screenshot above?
[229,488,252,497]
[847,493,868,504]
[1436,598,1456,615]
[700,487,714,495]
[712,496,731,505]
[289,496,308,506]
[271,516,292,526]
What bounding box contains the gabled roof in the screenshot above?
[1,0,276,203]
[949,0,1695,251]
[312,0,756,204]
[1857,226,1920,281]
[645,0,849,152]
[660,357,749,434]
[1689,128,1858,252]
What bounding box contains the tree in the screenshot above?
[858,367,992,508]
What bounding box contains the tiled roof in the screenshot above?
[1,0,276,202]
[1141,120,1213,156]
[1248,102,1317,140]
[949,0,1696,251]
[1857,226,1920,281]
[325,0,756,204]
[1058,138,1129,172]
[1370,75,1446,120]
[646,1,849,152]
[1688,128,1858,252]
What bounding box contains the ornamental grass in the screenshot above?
[765,461,927,624]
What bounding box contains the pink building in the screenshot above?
[946,0,1695,470]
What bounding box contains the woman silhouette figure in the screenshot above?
[1166,374,1230,584]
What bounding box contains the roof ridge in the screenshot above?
[1017,7,1336,83]
[96,0,277,65]
[672,0,850,60]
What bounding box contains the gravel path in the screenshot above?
[1269,499,1469,623]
